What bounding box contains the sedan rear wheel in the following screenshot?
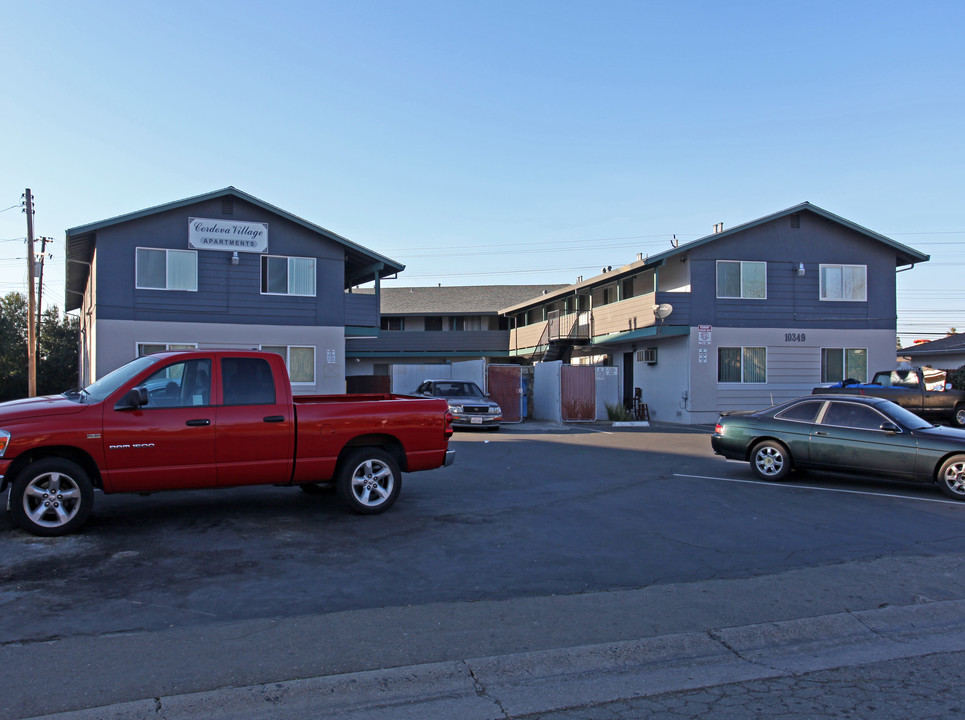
[938,455,965,501]
[750,440,791,481]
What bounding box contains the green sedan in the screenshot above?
[711,394,965,501]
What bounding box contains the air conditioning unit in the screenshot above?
[636,347,657,365]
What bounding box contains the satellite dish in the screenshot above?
[654,304,673,320]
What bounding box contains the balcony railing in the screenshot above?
[509,291,692,355]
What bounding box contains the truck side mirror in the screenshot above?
[115,386,149,410]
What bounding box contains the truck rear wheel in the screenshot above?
[954,404,965,428]
[10,458,94,536]
[336,448,401,514]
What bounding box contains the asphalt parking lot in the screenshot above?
[5,421,965,719]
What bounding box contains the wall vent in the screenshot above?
[790,213,800,228]
[222,197,234,215]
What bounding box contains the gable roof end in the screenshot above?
[65,187,404,310]
[500,202,930,315]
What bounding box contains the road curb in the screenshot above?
[30,598,965,720]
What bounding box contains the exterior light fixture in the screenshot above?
[796,262,805,277]
[231,251,240,265]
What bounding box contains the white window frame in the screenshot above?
[821,347,868,383]
[260,255,317,297]
[819,264,867,302]
[136,342,199,357]
[717,346,767,384]
[135,248,198,291]
[260,344,316,385]
[716,260,767,300]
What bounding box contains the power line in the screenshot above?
[888,231,965,236]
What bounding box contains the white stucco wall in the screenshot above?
[631,336,691,423]
[655,256,691,292]
[93,319,347,394]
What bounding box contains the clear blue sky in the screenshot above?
[2,0,962,343]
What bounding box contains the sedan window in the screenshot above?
[821,402,887,430]
[776,400,824,423]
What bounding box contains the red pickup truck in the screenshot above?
[0,350,454,536]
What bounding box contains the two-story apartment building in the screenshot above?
[65,187,403,393]
[502,203,929,424]
[345,285,565,376]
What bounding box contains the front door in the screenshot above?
[101,357,217,492]
[623,352,634,409]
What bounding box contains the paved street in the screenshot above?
[4,421,965,719]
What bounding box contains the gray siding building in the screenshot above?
[503,203,930,424]
[345,285,564,386]
[65,187,403,392]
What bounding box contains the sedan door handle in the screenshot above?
[186,418,211,427]
[814,431,829,436]
[263,415,285,423]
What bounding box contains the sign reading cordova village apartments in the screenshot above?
[188,218,269,253]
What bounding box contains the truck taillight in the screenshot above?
[444,410,454,438]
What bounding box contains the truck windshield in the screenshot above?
[75,356,160,404]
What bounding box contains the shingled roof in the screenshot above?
[378,285,566,315]
[900,334,965,356]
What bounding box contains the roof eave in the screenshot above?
[499,257,664,314]
[65,186,404,277]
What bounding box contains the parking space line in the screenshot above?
[675,473,965,507]
[578,426,613,434]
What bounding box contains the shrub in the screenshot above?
[605,402,633,421]
[948,365,965,390]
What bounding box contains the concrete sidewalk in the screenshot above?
[15,554,965,720]
[29,598,965,720]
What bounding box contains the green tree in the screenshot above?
[0,292,79,402]
[948,365,965,391]
[0,293,29,401]
[38,305,80,395]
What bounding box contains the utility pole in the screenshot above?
[36,235,51,359]
[23,189,37,397]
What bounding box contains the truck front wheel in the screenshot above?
[336,448,401,515]
[954,404,965,428]
[10,458,94,536]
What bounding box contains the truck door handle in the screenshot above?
[263,415,285,423]
[186,418,211,427]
